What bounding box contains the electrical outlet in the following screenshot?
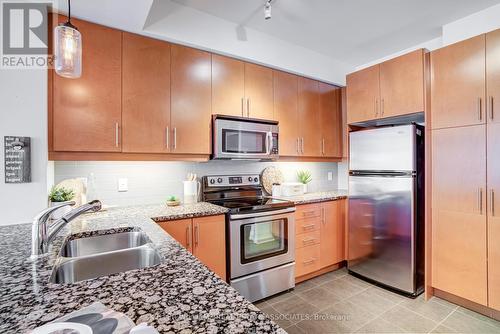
[118,178,128,192]
[327,172,333,181]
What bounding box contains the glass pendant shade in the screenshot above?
[54,24,82,78]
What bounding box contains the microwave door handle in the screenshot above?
[266,132,272,155]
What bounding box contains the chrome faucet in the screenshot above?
[31,200,102,257]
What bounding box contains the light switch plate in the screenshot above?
[327,172,333,181]
[118,178,128,192]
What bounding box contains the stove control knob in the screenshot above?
[254,177,259,183]
[209,179,215,184]
[248,177,253,182]
[217,178,223,183]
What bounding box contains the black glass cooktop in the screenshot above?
[209,197,294,213]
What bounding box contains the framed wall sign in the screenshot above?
[4,136,31,183]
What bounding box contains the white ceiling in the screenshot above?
[170,0,500,66]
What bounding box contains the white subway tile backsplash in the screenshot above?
[54,161,339,206]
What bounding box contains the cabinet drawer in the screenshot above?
[296,244,321,277]
[296,230,321,249]
[296,217,321,235]
[296,203,322,220]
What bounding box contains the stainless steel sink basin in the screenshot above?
[51,245,162,284]
[60,231,151,257]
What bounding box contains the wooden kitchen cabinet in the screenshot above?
[158,215,226,280]
[319,82,342,157]
[244,63,274,120]
[273,70,299,156]
[431,35,486,129]
[379,49,425,118]
[171,45,212,154]
[487,29,500,125]
[157,219,193,252]
[488,122,500,310]
[320,200,344,268]
[52,16,122,152]
[431,125,488,306]
[122,32,170,153]
[212,54,245,117]
[298,77,322,156]
[192,215,226,279]
[346,65,380,124]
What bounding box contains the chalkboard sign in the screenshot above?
[4,136,31,183]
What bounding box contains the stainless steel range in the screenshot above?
[202,174,296,302]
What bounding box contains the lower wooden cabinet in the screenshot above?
[295,200,345,279]
[158,215,226,280]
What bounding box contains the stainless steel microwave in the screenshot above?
[212,115,279,160]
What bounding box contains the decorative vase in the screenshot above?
[302,183,308,194]
[49,201,73,220]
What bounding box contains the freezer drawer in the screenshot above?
[349,125,416,172]
[348,175,416,294]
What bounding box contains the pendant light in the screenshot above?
[54,0,82,78]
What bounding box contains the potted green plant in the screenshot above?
[49,186,75,219]
[297,170,312,193]
[166,195,181,207]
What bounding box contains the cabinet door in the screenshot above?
[487,29,500,124]
[320,201,344,268]
[273,70,299,156]
[122,33,170,153]
[212,54,245,117]
[319,82,342,157]
[52,17,121,152]
[380,49,425,118]
[298,77,321,156]
[488,122,500,310]
[193,215,226,280]
[346,65,380,124]
[157,219,193,253]
[431,35,486,129]
[431,125,487,305]
[245,63,274,120]
[171,45,212,154]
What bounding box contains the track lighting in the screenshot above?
[264,0,272,20]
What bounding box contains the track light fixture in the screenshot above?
[264,0,272,20]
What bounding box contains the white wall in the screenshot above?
[0,69,48,226]
[54,161,340,207]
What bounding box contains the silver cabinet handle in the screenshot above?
[302,237,316,245]
[186,225,190,248]
[194,224,199,246]
[478,97,483,121]
[241,97,245,117]
[490,96,494,121]
[491,189,495,217]
[321,139,325,156]
[381,98,385,116]
[301,138,304,154]
[478,188,483,215]
[296,138,300,154]
[302,223,316,230]
[247,98,250,117]
[375,98,379,117]
[303,258,316,265]
[166,126,170,149]
[115,122,119,147]
[173,127,177,150]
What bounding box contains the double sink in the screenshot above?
[51,231,162,284]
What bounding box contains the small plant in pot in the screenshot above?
[49,186,75,219]
[297,170,312,193]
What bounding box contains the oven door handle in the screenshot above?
[230,207,296,220]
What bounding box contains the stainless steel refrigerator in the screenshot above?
[348,124,424,296]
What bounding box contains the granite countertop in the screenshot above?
[0,202,284,334]
[273,189,348,205]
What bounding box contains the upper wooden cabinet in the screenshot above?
[487,29,500,124]
[380,49,425,118]
[122,32,171,153]
[319,83,342,157]
[298,77,322,157]
[431,125,488,306]
[346,65,380,124]
[347,49,425,124]
[244,63,274,120]
[52,16,122,152]
[212,54,245,117]
[171,45,212,155]
[431,35,486,129]
[274,70,299,156]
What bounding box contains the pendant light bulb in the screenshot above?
[265,0,272,20]
[54,0,82,78]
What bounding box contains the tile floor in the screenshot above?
[255,268,500,333]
